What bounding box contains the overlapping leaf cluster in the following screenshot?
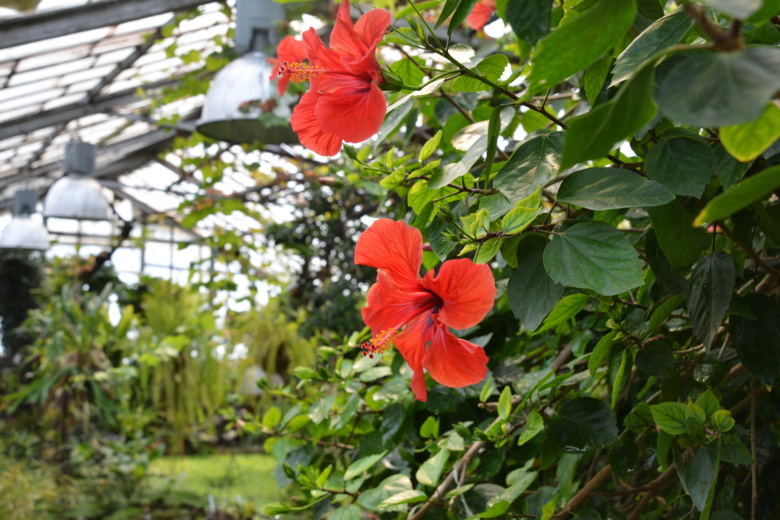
[231,1,780,519]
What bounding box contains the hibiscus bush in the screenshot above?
[236,0,780,519]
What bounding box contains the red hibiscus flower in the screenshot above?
[355,219,496,402]
[467,0,496,32]
[276,0,391,156]
[269,36,306,96]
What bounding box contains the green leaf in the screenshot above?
[435,0,462,28]
[474,237,503,264]
[589,330,617,377]
[528,0,637,93]
[420,130,443,162]
[695,164,780,226]
[656,47,780,127]
[452,54,510,92]
[706,0,762,19]
[504,0,552,44]
[645,137,713,198]
[685,401,706,425]
[733,294,780,385]
[378,489,428,508]
[334,393,360,431]
[688,252,735,349]
[345,451,386,481]
[645,295,686,337]
[552,397,619,452]
[543,221,644,296]
[635,342,674,379]
[309,395,336,424]
[502,187,542,234]
[429,135,488,188]
[480,501,510,518]
[647,199,709,270]
[611,8,692,86]
[445,483,475,499]
[711,410,735,432]
[558,167,675,210]
[685,447,718,511]
[358,474,413,512]
[719,436,753,465]
[494,132,563,203]
[416,448,450,486]
[537,293,590,333]
[480,374,497,402]
[329,505,361,520]
[721,103,780,162]
[657,430,673,470]
[420,416,440,438]
[508,236,565,331]
[262,406,282,429]
[611,350,630,409]
[518,411,545,446]
[560,64,657,169]
[583,56,610,107]
[448,0,480,35]
[498,386,513,420]
[714,143,752,190]
[696,391,721,421]
[650,402,687,435]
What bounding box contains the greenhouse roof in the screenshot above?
[0,0,229,215]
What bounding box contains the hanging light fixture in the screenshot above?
[43,141,110,220]
[196,0,298,145]
[0,189,50,250]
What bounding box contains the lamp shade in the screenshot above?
[43,176,110,220]
[0,215,50,250]
[0,190,49,250]
[196,52,298,144]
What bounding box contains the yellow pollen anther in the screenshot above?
[278,61,324,83]
[361,328,398,358]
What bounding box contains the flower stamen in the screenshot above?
[361,328,398,358]
[278,61,324,83]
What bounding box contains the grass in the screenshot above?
[146,452,281,511]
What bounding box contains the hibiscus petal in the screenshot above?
[302,27,346,71]
[329,0,368,58]
[394,312,436,402]
[355,219,424,292]
[466,0,496,32]
[353,8,392,50]
[363,270,437,333]
[315,82,386,143]
[421,258,496,330]
[291,91,343,156]
[423,324,488,389]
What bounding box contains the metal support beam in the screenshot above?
[0,0,211,49]
[0,78,179,141]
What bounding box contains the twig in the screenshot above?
[751,377,758,520]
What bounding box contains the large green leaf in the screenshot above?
[503,0,551,44]
[611,8,692,86]
[635,342,675,379]
[733,295,780,385]
[560,64,657,169]
[537,293,590,334]
[656,47,780,127]
[645,137,713,197]
[345,451,386,481]
[558,167,675,209]
[527,0,637,93]
[685,447,718,511]
[713,144,752,190]
[720,103,780,162]
[694,165,780,226]
[416,448,450,487]
[329,505,362,520]
[688,252,735,349]
[358,475,413,512]
[494,132,563,203]
[650,402,687,435]
[647,199,710,270]
[508,236,565,332]
[543,221,644,296]
[551,397,619,452]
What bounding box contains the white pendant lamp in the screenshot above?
[43,141,110,220]
[0,189,50,250]
[196,0,298,145]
